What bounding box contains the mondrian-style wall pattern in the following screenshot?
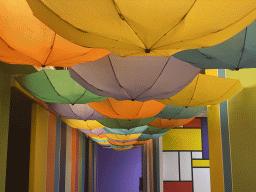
[162,118,211,192]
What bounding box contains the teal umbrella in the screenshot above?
[103,126,148,135]
[155,105,206,119]
[137,127,171,141]
[97,117,155,129]
[15,70,108,104]
[173,21,256,70]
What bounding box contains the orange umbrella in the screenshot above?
[148,117,195,128]
[0,0,110,68]
[107,139,138,146]
[88,97,166,119]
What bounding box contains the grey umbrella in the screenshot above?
[69,53,201,102]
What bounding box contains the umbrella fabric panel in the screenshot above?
[69,54,201,101]
[137,133,166,141]
[78,128,108,135]
[158,74,243,107]
[26,0,256,56]
[103,126,148,135]
[88,98,166,119]
[106,133,141,141]
[97,117,155,129]
[0,0,110,67]
[173,21,256,70]
[48,103,106,120]
[148,118,195,128]
[155,105,206,119]
[15,70,108,104]
[107,138,137,146]
[60,118,104,129]
[142,127,171,135]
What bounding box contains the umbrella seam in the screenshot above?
[74,89,87,104]
[0,37,43,66]
[153,7,256,50]
[112,0,148,49]
[236,27,248,69]
[134,56,171,100]
[68,105,87,120]
[43,33,57,65]
[43,70,73,103]
[149,0,197,49]
[170,108,184,119]
[107,55,133,99]
[181,75,199,107]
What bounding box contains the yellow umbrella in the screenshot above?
[106,133,142,141]
[107,139,138,146]
[60,118,104,129]
[26,0,256,56]
[0,0,110,67]
[158,74,242,107]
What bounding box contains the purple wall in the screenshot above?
[96,145,142,192]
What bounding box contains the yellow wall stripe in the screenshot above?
[29,103,49,192]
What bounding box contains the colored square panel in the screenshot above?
[193,168,211,192]
[163,129,202,151]
[179,152,192,181]
[163,182,192,192]
[192,152,203,159]
[192,160,210,167]
[163,152,179,181]
[183,118,201,128]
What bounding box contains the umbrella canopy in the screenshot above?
[106,133,141,141]
[137,133,166,141]
[110,144,133,151]
[136,126,171,140]
[88,134,108,140]
[26,0,256,56]
[48,103,106,120]
[155,105,206,119]
[108,138,138,146]
[60,118,104,129]
[158,74,243,107]
[142,126,172,135]
[97,118,155,129]
[78,128,109,135]
[148,118,195,128]
[0,0,110,67]
[69,53,201,101]
[103,126,148,135]
[88,97,166,119]
[173,21,256,70]
[15,70,108,104]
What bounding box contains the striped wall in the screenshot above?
[162,118,211,192]
[29,102,89,192]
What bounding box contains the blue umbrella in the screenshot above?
[173,21,256,70]
[103,126,148,135]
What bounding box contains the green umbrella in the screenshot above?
[103,126,148,135]
[97,117,156,129]
[155,105,206,119]
[15,70,108,104]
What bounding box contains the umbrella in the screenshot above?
[110,144,133,151]
[78,128,109,135]
[148,118,195,128]
[69,53,201,101]
[142,126,172,135]
[0,0,110,67]
[15,70,108,104]
[173,21,256,70]
[60,118,104,129]
[158,74,243,107]
[107,138,138,146]
[137,134,166,141]
[155,105,206,119]
[103,126,148,135]
[26,0,256,56]
[136,127,171,140]
[47,103,106,120]
[106,133,141,141]
[89,134,108,140]
[97,117,155,129]
[88,97,166,119]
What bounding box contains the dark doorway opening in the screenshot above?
[5,87,32,192]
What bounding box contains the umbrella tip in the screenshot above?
[145,49,150,53]
[41,65,46,68]
[131,99,135,101]
[185,106,188,108]
[235,68,240,71]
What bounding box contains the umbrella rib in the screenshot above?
[149,0,197,49]
[112,0,148,49]
[68,105,85,120]
[185,75,200,107]
[74,90,87,104]
[153,6,256,50]
[43,33,56,65]
[0,37,43,66]
[134,57,171,100]
[43,70,73,104]
[170,108,185,119]
[236,27,248,69]
[107,55,133,99]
